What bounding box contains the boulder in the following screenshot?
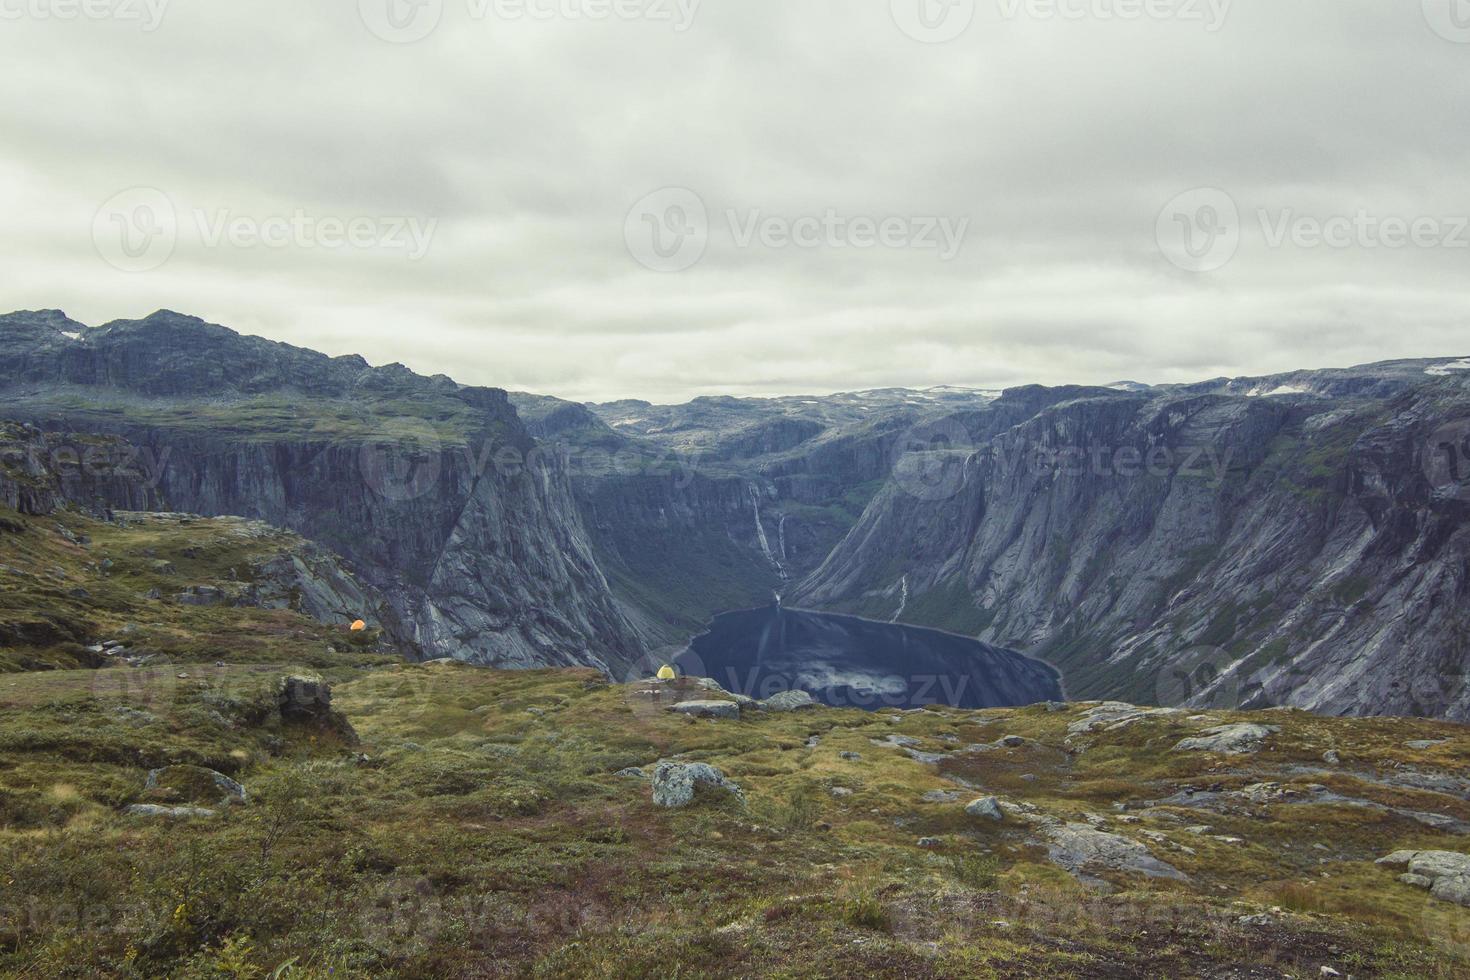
[143,765,246,806]
[277,674,358,742]
[1172,723,1278,755]
[1067,702,1179,735]
[1377,850,1470,906]
[123,804,217,819]
[278,674,333,720]
[175,585,227,606]
[668,700,742,720]
[761,690,816,712]
[650,762,743,808]
[1044,823,1188,881]
[966,797,1005,822]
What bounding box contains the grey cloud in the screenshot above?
[0,0,1466,401]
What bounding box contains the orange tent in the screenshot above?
[350,620,367,632]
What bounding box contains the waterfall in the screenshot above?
[892,575,908,623]
[750,486,788,579]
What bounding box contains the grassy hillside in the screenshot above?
[2,661,1469,976]
[0,507,393,675]
[1,504,1468,976]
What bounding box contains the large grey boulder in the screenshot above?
[668,700,742,720]
[1377,850,1470,906]
[1067,702,1179,736]
[1044,823,1188,881]
[144,765,247,806]
[760,690,816,712]
[966,797,1005,821]
[650,762,744,808]
[124,804,218,819]
[278,675,334,721]
[1173,723,1279,755]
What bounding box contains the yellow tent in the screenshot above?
[656,665,676,681]
[350,620,367,632]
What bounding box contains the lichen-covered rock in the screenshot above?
[1173,723,1279,755]
[1045,823,1188,881]
[1068,703,1179,735]
[123,804,217,819]
[650,762,743,808]
[1376,850,1470,906]
[279,675,333,720]
[143,765,246,806]
[760,690,816,712]
[966,796,1005,821]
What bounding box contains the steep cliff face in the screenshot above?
[0,421,161,516]
[0,311,644,674]
[793,374,1470,720]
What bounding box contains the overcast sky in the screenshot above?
[2,1,1468,402]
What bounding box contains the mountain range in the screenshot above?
[2,309,1467,720]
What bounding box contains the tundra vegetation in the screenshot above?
[1,505,1468,977]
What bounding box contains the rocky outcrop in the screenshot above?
[1377,849,1470,906]
[1044,823,1188,881]
[0,311,645,674]
[143,765,247,807]
[650,761,743,808]
[0,421,158,516]
[1172,723,1279,755]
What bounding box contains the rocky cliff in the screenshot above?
[0,310,644,673]
[792,371,1470,720]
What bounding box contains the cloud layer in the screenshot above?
[2,0,1467,401]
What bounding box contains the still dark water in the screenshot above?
[675,606,1063,711]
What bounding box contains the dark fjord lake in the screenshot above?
[676,606,1063,711]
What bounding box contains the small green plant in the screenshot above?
[950,853,1000,890]
[835,869,891,933]
[771,785,822,833]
